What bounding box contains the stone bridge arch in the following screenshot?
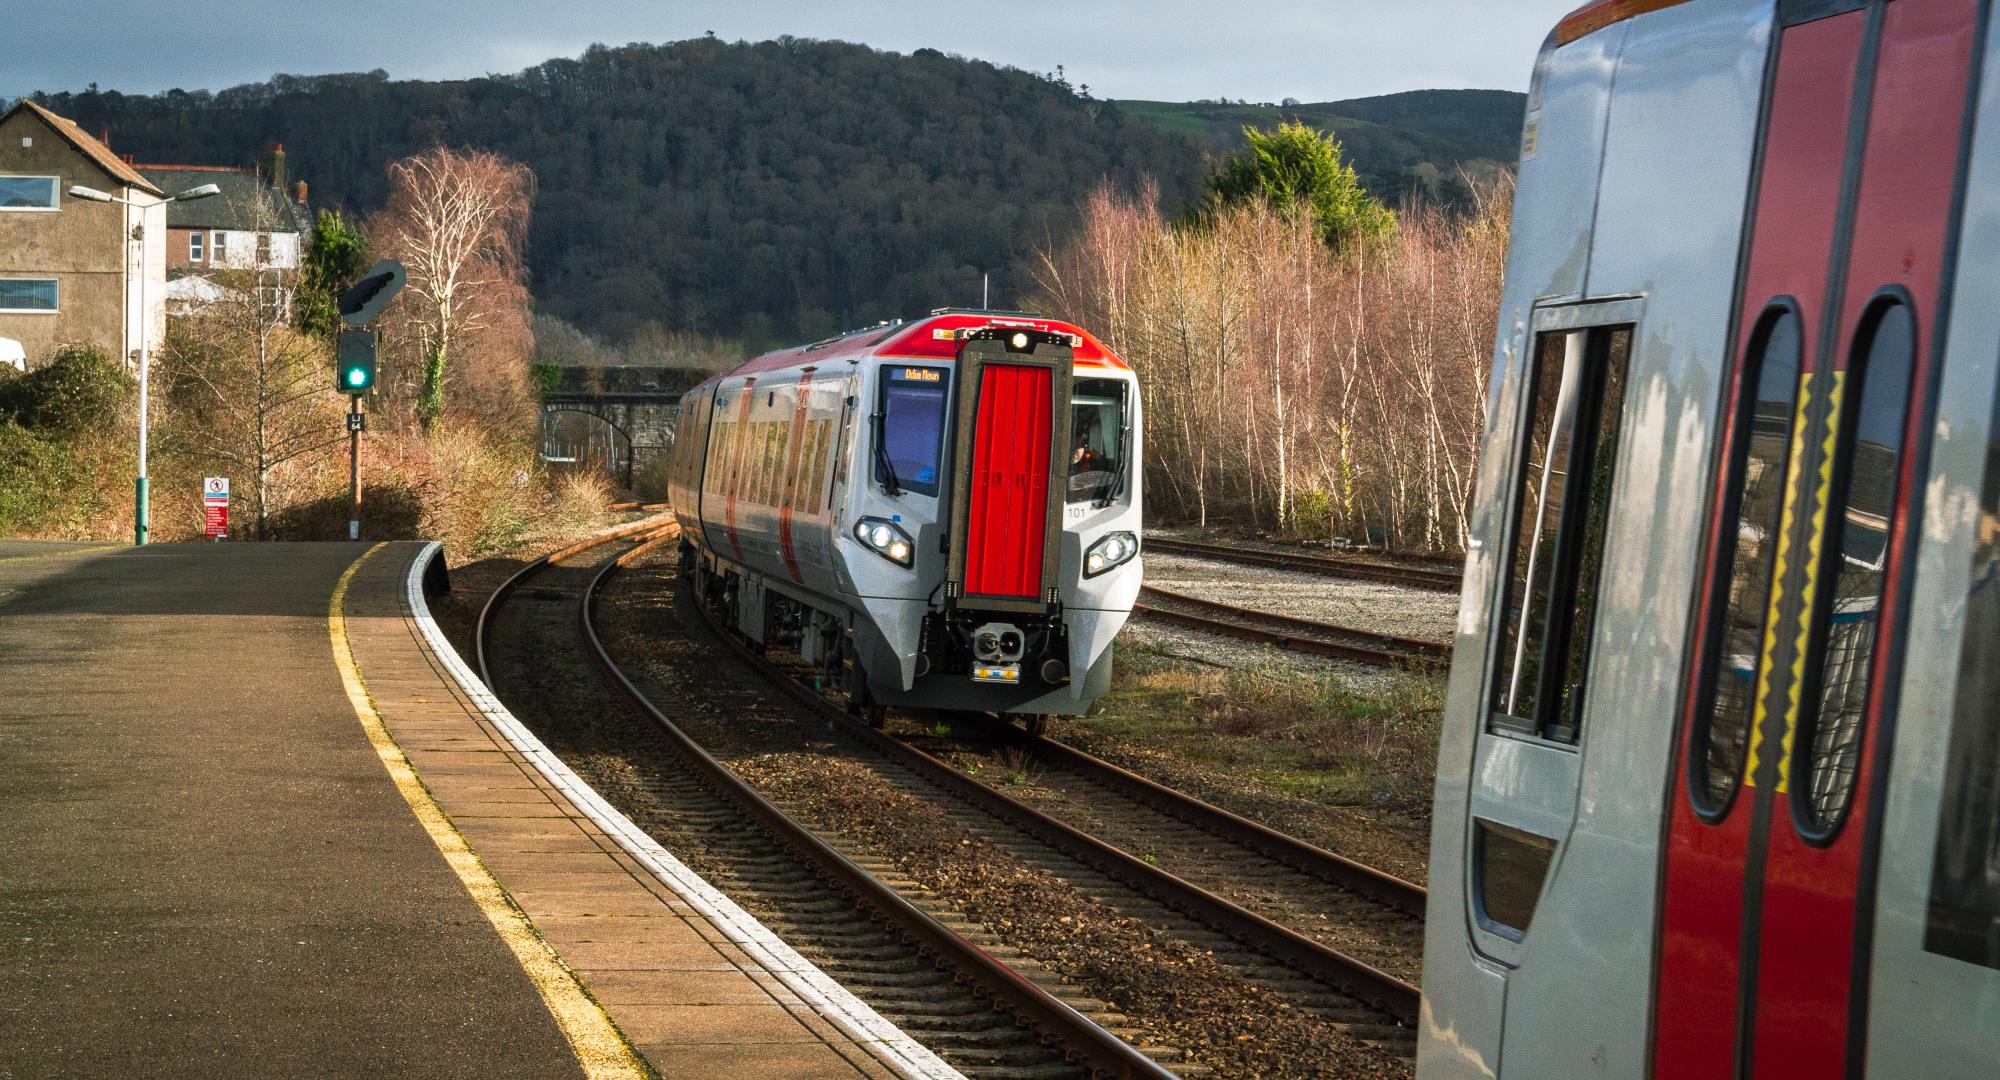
[536,366,709,492]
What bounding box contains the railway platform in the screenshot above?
[0,540,916,1079]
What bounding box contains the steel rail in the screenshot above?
[676,576,1424,1026]
[988,720,1428,919]
[472,514,675,688]
[1143,535,1462,592]
[1135,585,1449,670]
[540,537,1180,1080]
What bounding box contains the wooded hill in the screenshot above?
[26,41,1520,348]
[1117,90,1525,207]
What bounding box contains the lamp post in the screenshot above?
[69,182,219,545]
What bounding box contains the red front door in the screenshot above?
[1653,2,1978,1077]
[963,363,1053,599]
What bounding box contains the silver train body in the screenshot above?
[666,310,1143,717]
[1422,0,2000,1077]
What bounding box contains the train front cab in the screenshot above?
[846,324,1142,716]
[1420,1,2000,1078]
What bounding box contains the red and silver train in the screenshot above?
[665,310,1142,723]
[1421,0,2000,1076]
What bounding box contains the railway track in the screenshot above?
[633,564,1426,1053]
[1134,584,1450,670]
[1143,536,1462,593]
[477,526,1170,1080]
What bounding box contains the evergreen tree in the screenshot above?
[295,209,369,340]
[1201,121,1396,251]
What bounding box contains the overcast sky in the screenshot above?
[17,1,1579,103]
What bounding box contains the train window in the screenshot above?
[1490,324,1633,743]
[1925,369,2000,970]
[1692,305,1804,816]
[765,423,783,505]
[1475,820,1557,939]
[1068,379,1127,504]
[809,419,832,513]
[877,366,949,497]
[1795,298,1916,840]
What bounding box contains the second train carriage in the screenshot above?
[1421,0,2000,1077]
[666,310,1143,722]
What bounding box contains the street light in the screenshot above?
[69,182,219,545]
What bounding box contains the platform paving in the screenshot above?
[0,542,582,1079]
[1,539,917,1080]
[338,543,904,1080]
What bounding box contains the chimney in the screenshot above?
[264,142,286,191]
[293,180,307,204]
[99,129,111,148]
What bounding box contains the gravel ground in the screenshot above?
[601,554,1414,1080]
[1144,554,1457,643]
[1034,716,1433,887]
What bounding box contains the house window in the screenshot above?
[256,232,271,266]
[0,279,59,312]
[189,232,204,262]
[212,231,228,263]
[0,176,59,210]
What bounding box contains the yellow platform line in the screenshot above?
[0,543,125,562]
[328,543,651,1080]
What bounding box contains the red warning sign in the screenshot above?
[203,477,229,539]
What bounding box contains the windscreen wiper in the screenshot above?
[872,413,903,495]
[1094,421,1132,508]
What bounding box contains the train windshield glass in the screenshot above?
[878,366,949,496]
[1068,379,1127,504]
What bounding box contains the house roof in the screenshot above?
[3,100,163,196]
[135,165,312,234]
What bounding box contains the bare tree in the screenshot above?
[160,235,347,538]
[1033,176,1512,554]
[370,147,535,429]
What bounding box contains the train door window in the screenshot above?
[714,422,727,495]
[1926,363,2000,970]
[764,423,781,505]
[809,419,831,513]
[1690,304,1805,815]
[1490,321,1634,744]
[1795,297,1916,840]
[877,366,949,497]
[1068,379,1127,504]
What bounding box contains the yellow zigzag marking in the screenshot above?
[1778,372,1844,796]
[1747,373,1817,790]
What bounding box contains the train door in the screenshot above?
[944,330,1073,609]
[1653,2,1982,1076]
[1859,8,2000,1063]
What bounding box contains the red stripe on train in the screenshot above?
[778,370,813,584]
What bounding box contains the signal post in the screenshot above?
[335,261,404,540]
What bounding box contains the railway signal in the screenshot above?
[338,259,405,328]
[334,260,404,541]
[336,329,377,394]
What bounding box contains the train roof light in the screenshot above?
[1555,0,1694,45]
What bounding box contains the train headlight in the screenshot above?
[854,517,915,567]
[1084,531,1137,577]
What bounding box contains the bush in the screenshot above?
[0,423,78,533]
[0,343,135,436]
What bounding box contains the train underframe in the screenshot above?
[685,546,1111,732]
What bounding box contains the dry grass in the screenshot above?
[1081,644,1445,812]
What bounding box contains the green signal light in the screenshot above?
[346,368,366,387]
